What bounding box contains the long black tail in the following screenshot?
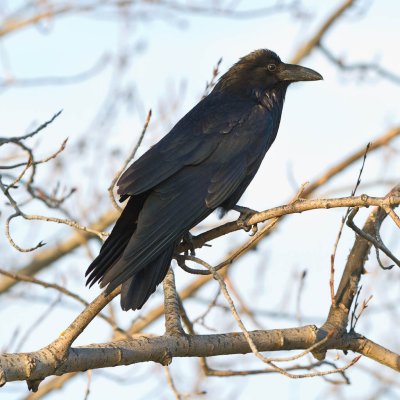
[85,194,174,310]
[120,245,175,310]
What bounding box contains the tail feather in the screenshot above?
[86,238,129,287]
[120,244,175,311]
[85,195,146,287]
[85,193,177,311]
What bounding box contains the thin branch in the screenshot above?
[0,55,109,89]
[0,177,108,252]
[164,367,183,400]
[0,268,128,335]
[382,205,400,229]
[155,0,299,20]
[350,287,373,332]
[0,209,119,293]
[184,255,359,379]
[330,143,370,306]
[0,111,62,145]
[108,109,152,211]
[318,43,400,85]
[83,370,92,400]
[347,207,400,268]
[203,360,350,381]
[202,58,222,98]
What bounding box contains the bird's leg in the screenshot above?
[233,205,259,236]
[181,231,196,256]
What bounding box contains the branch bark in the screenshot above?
[313,186,400,360]
[2,325,400,387]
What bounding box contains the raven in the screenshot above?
[86,49,322,311]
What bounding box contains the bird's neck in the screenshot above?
[253,84,288,112]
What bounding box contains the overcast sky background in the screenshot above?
[1,1,400,399]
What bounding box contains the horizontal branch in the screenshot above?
[0,326,318,384]
[177,193,400,256]
[1,326,399,387]
[246,193,400,226]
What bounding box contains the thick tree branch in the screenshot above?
[2,325,399,387]
[0,326,317,385]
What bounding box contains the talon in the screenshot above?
[182,232,196,256]
[234,205,258,233]
[249,224,258,236]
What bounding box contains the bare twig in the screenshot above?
[83,370,92,400]
[202,58,222,98]
[0,209,119,293]
[330,143,370,306]
[184,255,360,379]
[108,109,152,210]
[202,359,350,380]
[350,286,373,332]
[318,43,400,85]
[164,367,183,400]
[0,110,62,145]
[347,207,400,269]
[192,288,220,326]
[382,205,400,229]
[296,270,307,324]
[0,268,128,334]
[0,177,108,252]
[0,55,109,89]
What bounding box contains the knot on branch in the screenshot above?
[360,194,369,203]
[313,306,349,361]
[27,378,43,392]
[159,350,173,366]
[45,344,70,372]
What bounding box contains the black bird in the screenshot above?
[86,49,322,311]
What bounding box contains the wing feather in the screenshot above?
[117,96,253,196]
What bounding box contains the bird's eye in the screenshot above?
[267,64,276,72]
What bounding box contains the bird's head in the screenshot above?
[214,49,322,96]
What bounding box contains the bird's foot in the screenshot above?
[182,231,196,256]
[233,205,259,236]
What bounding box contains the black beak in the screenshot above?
[277,63,323,82]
